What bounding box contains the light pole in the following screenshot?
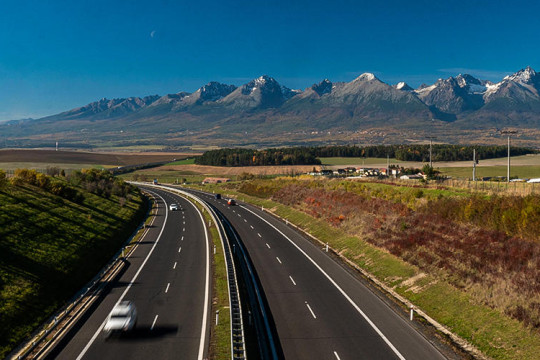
[500,130,518,182]
[427,136,437,168]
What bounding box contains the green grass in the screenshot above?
[194,182,540,360]
[166,158,196,165]
[0,178,146,358]
[438,165,540,179]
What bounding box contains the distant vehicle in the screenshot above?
[169,203,179,211]
[227,199,236,206]
[103,301,137,334]
[215,193,221,200]
[153,179,158,185]
[528,178,540,183]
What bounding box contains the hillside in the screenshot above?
[0,169,146,358]
[3,67,540,148]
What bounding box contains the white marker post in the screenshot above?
[410,306,414,321]
[215,310,219,326]
[213,245,216,255]
[325,243,329,252]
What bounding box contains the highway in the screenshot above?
[49,187,211,360]
[185,188,452,360]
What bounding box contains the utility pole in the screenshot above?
[473,148,476,181]
[500,130,517,182]
[427,136,437,168]
[387,154,390,178]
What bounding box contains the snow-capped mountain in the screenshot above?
[220,75,292,109]
[394,82,413,91]
[483,66,540,108]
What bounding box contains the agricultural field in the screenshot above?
[0,149,193,171]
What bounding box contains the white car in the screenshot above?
[169,203,179,211]
[103,301,137,334]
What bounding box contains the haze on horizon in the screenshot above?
[1,0,539,122]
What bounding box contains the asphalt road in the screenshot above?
[49,187,211,360]
[186,188,451,360]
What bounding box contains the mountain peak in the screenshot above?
[504,66,537,84]
[395,82,413,91]
[355,73,377,82]
[311,79,333,96]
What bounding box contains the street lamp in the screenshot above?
[500,130,518,182]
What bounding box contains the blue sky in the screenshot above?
[0,0,539,121]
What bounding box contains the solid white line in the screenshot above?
[240,205,407,360]
[257,233,262,238]
[266,243,271,249]
[334,351,341,360]
[289,275,296,286]
[151,315,159,330]
[76,191,170,360]
[276,257,282,264]
[173,262,177,269]
[305,302,317,319]
[165,283,170,293]
[178,246,182,253]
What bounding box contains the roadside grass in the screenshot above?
[119,171,208,185]
[0,162,106,171]
[0,177,146,358]
[187,182,540,360]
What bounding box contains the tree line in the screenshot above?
[195,148,321,166]
[194,145,537,167]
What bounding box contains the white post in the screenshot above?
[215,310,219,325]
[410,306,414,321]
[325,243,329,252]
[213,245,216,255]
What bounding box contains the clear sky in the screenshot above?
[1,0,539,121]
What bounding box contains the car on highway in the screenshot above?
[103,301,137,335]
[227,199,236,206]
[169,203,179,211]
[215,193,221,200]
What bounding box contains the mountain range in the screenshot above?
[3,67,540,148]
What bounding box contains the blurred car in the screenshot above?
[103,301,137,334]
[227,199,236,206]
[215,193,221,200]
[169,203,179,211]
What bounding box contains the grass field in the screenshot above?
[166,158,196,165]
[438,165,540,179]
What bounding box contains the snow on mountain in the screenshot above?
[395,82,413,91]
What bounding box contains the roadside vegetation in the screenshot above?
[198,177,540,360]
[0,169,146,358]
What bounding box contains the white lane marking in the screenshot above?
[181,236,184,241]
[289,275,296,286]
[173,262,177,269]
[183,227,185,232]
[334,351,341,360]
[276,257,282,264]
[244,218,247,222]
[178,246,182,253]
[266,243,271,249]
[240,205,407,360]
[232,210,235,213]
[151,315,159,330]
[183,221,185,224]
[237,213,241,217]
[165,283,170,293]
[257,233,262,238]
[77,190,170,360]
[305,302,317,319]
[250,225,254,229]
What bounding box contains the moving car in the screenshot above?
[215,193,221,200]
[103,301,137,334]
[169,203,179,211]
[227,199,236,206]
